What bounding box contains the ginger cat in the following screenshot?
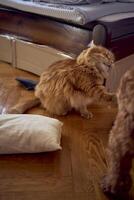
[8,46,116,118]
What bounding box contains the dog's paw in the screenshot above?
[101,174,131,200]
[101,175,115,194]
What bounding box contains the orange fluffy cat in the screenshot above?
[8,46,116,118]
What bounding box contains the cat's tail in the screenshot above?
[3,78,40,114]
[6,97,40,114]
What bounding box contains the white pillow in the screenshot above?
[0,114,63,154]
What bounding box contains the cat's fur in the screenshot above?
[101,68,134,198]
[8,46,116,118]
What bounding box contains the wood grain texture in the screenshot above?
[0,62,133,200]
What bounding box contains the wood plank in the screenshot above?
[0,192,90,200]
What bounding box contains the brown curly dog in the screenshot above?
[101,68,134,199]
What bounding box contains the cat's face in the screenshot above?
[86,46,115,79]
[77,46,115,71]
[89,46,115,69]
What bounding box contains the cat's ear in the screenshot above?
[76,48,90,65]
[87,40,96,48]
[89,45,104,54]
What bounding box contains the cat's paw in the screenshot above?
[81,111,93,119]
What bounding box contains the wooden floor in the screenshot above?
[0,62,133,200]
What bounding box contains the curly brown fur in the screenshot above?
[8,46,116,118]
[101,68,134,198]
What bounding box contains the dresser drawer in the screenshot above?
[15,39,73,75]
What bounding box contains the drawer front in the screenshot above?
[0,35,12,63]
[15,39,73,75]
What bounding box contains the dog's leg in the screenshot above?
[101,151,132,193]
[101,119,133,198]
